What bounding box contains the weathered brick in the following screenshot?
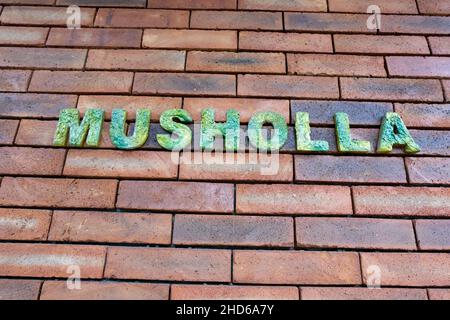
[238,75,339,99]
[288,54,386,77]
[429,37,450,55]
[0,26,48,45]
[41,281,169,300]
[171,285,299,300]
[95,8,189,28]
[86,49,185,71]
[0,177,118,209]
[361,253,450,286]
[340,78,443,102]
[187,51,285,73]
[1,0,53,4]
[301,287,427,300]
[409,129,450,156]
[406,157,450,184]
[329,0,418,14]
[387,57,450,78]
[295,155,407,184]
[0,208,51,241]
[428,289,450,300]
[148,0,236,9]
[417,0,450,15]
[0,243,106,278]
[0,70,31,92]
[395,103,450,128]
[117,181,234,213]
[334,35,429,54]
[285,13,374,33]
[236,184,352,215]
[239,31,332,53]
[354,186,450,217]
[239,0,327,11]
[296,217,416,250]
[64,150,178,179]
[191,10,282,30]
[381,15,450,35]
[234,250,361,285]
[0,147,65,175]
[29,71,133,94]
[47,28,142,48]
[173,214,294,247]
[49,211,172,245]
[0,119,18,144]
[445,81,450,101]
[0,279,41,300]
[415,220,450,250]
[105,247,231,282]
[57,0,146,7]
[133,73,235,96]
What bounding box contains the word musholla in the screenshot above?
[53,108,420,154]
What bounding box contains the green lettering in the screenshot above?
[110,109,150,150]
[377,112,420,153]
[295,112,329,152]
[248,112,288,151]
[200,108,240,151]
[157,109,192,151]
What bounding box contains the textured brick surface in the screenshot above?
[0,208,51,241]
[0,147,65,175]
[239,32,332,52]
[395,104,450,128]
[0,279,41,300]
[406,157,450,184]
[415,220,450,250]
[0,119,18,144]
[301,287,427,300]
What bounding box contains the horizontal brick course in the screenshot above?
[406,157,450,184]
[0,208,51,241]
[395,103,450,128]
[0,279,41,300]
[301,287,427,300]
[0,70,30,92]
[57,0,147,7]
[415,220,450,250]
[191,10,282,30]
[239,0,327,11]
[429,37,450,55]
[148,0,236,9]
[0,120,18,145]
[0,26,48,45]
[387,57,450,78]
[329,0,418,14]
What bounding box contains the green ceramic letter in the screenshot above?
[248,111,288,151]
[295,112,329,152]
[335,112,371,153]
[377,112,420,153]
[110,109,150,150]
[157,109,192,151]
[200,108,240,151]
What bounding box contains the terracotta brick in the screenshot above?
[238,75,339,99]
[86,49,185,71]
[0,47,86,69]
[148,0,236,9]
[387,57,450,78]
[49,211,172,245]
[0,6,95,26]
[133,73,235,96]
[0,279,41,300]
[295,155,407,184]
[191,11,282,30]
[239,31,332,53]
[0,70,31,92]
[0,208,51,241]
[288,54,386,77]
[0,26,48,45]
[340,78,443,102]
[0,177,118,209]
[0,119,18,144]
[0,243,106,278]
[296,217,416,250]
[143,29,237,50]
[409,129,450,156]
[171,285,299,300]
[46,28,142,48]
[416,220,450,250]
[428,289,450,300]
[41,281,169,300]
[1,0,53,4]
[239,0,327,11]
[57,0,146,7]
[0,147,65,175]
[173,214,294,247]
[429,37,450,55]
[301,287,427,300]
[334,35,430,54]
[285,13,375,33]
[381,15,450,35]
[29,71,133,94]
[187,51,285,73]
[105,247,231,282]
[234,250,361,285]
[406,157,450,184]
[236,184,352,215]
[117,181,233,213]
[184,98,289,122]
[329,0,418,14]
[395,103,450,128]
[445,81,450,101]
[95,8,189,28]
[361,253,450,286]
[417,0,450,15]
[354,186,450,217]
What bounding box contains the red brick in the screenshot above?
[296,217,416,250]
[361,253,450,286]
[49,211,172,245]
[395,103,450,128]
[429,37,450,55]
[173,214,294,247]
[57,0,146,7]
[409,129,450,156]
[86,49,185,71]
[381,15,450,35]
[64,150,178,179]
[0,119,18,144]
[234,250,361,285]
[239,0,326,11]
[285,13,375,33]
[1,0,53,4]
[0,243,106,278]
[428,289,450,300]
[187,51,285,73]
[406,157,450,184]
[29,71,133,94]
[105,247,231,282]
[117,181,233,213]
[0,208,51,241]
[148,0,236,9]
[236,184,352,215]
[334,35,429,54]
[0,177,118,209]
[0,6,95,26]
[133,73,235,96]
[171,285,299,300]
[415,220,450,250]
[301,287,427,300]
[41,281,169,300]
[417,0,450,15]
[354,186,450,217]
[0,70,31,92]
[239,31,332,53]
[0,147,65,175]
[0,279,41,300]
[288,54,386,77]
[443,80,450,101]
[184,98,289,122]
[191,10,282,30]
[295,155,407,184]
[46,28,142,48]
[387,57,450,78]
[329,0,418,14]
[0,26,48,45]
[238,75,339,99]
[340,78,443,102]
